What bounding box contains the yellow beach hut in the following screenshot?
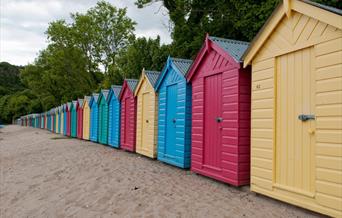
[82,96,91,140]
[243,0,342,217]
[134,69,161,158]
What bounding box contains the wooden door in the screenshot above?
[275,47,315,195]
[203,73,223,169]
[124,97,130,145]
[141,92,150,150]
[165,84,177,157]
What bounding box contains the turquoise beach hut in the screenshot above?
[71,100,78,138]
[155,57,193,168]
[98,90,109,145]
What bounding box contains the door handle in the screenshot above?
[216,117,223,123]
[298,114,315,121]
[172,118,176,123]
[145,120,149,123]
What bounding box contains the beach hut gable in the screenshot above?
[89,94,99,107]
[78,99,84,108]
[155,57,193,91]
[187,35,249,82]
[119,79,138,100]
[243,0,342,67]
[134,70,160,96]
[98,90,109,103]
[243,1,342,217]
[107,85,122,103]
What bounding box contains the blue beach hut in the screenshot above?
[90,93,99,142]
[154,57,193,168]
[107,85,122,148]
[58,106,62,133]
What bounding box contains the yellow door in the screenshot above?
[61,113,64,134]
[275,47,316,196]
[141,92,150,151]
[83,106,90,140]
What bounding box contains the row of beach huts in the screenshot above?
[16,1,342,217]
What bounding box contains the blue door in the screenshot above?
[64,112,67,135]
[165,84,177,157]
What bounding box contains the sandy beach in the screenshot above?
[0,125,324,217]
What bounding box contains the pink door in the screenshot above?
[204,73,222,170]
[124,96,130,145]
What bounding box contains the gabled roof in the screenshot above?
[135,69,161,95]
[145,70,160,87]
[209,36,249,62]
[78,99,84,108]
[155,56,192,91]
[63,103,67,111]
[99,89,109,102]
[110,85,122,99]
[89,93,99,107]
[72,100,78,109]
[67,102,72,110]
[243,0,342,67]
[119,79,139,100]
[83,96,91,107]
[187,34,248,81]
[126,79,138,92]
[171,58,193,76]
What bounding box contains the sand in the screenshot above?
[0,125,324,218]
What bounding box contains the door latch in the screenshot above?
[216,117,223,123]
[298,114,315,121]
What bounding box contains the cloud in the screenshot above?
[0,0,171,66]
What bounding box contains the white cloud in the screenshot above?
[0,0,171,65]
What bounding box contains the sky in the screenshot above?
[0,0,172,66]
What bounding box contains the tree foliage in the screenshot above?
[3,0,340,124]
[0,62,24,96]
[136,0,341,58]
[104,36,170,86]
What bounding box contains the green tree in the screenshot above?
[105,36,170,86]
[135,0,340,58]
[86,1,136,77]
[0,62,24,96]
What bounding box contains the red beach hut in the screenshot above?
[186,35,251,186]
[119,79,138,152]
[77,99,83,139]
